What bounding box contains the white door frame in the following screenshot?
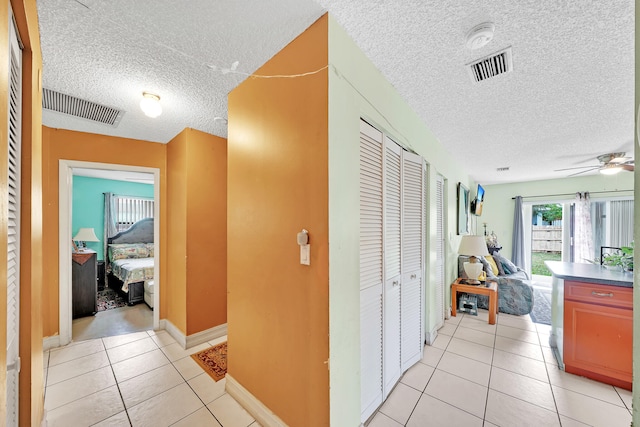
[58,160,160,346]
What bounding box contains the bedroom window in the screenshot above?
[114,196,154,232]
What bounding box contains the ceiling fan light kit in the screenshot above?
[140,92,162,118]
[599,164,623,175]
[555,151,634,176]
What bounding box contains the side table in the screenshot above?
[451,278,498,325]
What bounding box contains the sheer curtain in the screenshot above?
[609,200,634,247]
[512,196,525,268]
[574,192,593,263]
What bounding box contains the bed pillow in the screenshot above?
[109,243,150,262]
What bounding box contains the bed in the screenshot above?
[107,218,155,306]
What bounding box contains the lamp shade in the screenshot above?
[73,228,99,242]
[458,235,489,256]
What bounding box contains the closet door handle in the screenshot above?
[392,280,399,287]
[410,274,417,279]
[591,291,613,298]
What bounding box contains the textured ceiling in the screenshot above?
[37,0,634,184]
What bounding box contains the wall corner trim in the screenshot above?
[226,374,289,427]
[159,319,228,349]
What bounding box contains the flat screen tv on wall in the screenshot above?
[471,184,485,216]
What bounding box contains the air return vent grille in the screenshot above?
[467,47,513,83]
[42,88,124,127]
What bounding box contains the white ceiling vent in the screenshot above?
[42,88,124,127]
[467,47,513,83]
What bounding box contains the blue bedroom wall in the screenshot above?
[72,176,154,260]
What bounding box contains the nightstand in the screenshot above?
[451,278,498,324]
[72,250,97,318]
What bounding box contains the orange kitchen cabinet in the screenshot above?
[563,280,632,390]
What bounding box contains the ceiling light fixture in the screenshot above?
[466,22,495,50]
[140,92,162,118]
[599,164,623,175]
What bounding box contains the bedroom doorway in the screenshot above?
[58,160,161,346]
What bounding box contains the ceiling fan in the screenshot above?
[555,152,634,176]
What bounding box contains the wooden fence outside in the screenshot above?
[532,225,562,252]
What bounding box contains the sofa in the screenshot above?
[458,253,534,315]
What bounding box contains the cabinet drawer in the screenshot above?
[564,281,632,309]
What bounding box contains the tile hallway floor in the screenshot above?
[43,331,260,427]
[44,311,633,427]
[368,310,632,427]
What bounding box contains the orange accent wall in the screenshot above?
[166,128,227,335]
[166,130,188,332]
[42,127,167,337]
[227,14,329,426]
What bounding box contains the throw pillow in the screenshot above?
[494,252,520,275]
[492,254,506,275]
[485,255,500,276]
[479,257,498,279]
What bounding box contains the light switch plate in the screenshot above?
[300,244,310,265]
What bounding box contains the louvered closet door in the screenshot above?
[400,151,424,370]
[383,138,402,396]
[359,120,384,421]
[434,175,445,329]
[6,13,22,427]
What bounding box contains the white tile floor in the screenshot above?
[43,331,260,427]
[368,310,633,427]
[44,312,633,427]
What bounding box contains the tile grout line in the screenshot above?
[101,335,134,426]
[481,313,498,425]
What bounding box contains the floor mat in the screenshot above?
[191,342,227,382]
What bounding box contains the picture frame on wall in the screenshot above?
[457,183,470,235]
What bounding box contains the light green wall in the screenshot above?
[72,176,154,260]
[327,15,473,425]
[482,174,633,260]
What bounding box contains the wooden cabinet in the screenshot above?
[563,280,632,390]
[72,250,97,319]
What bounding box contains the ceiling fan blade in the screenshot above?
[622,164,634,171]
[554,165,598,172]
[567,167,599,177]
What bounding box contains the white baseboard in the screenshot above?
[226,374,288,427]
[425,328,438,346]
[160,319,187,348]
[43,335,60,351]
[186,323,227,348]
[160,319,228,349]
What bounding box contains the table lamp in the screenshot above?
[458,235,490,284]
[73,227,99,252]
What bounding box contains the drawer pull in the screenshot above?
[591,291,614,298]
[392,281,399,287]
[411,274,417,279]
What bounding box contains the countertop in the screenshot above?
[545,261,633,288]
